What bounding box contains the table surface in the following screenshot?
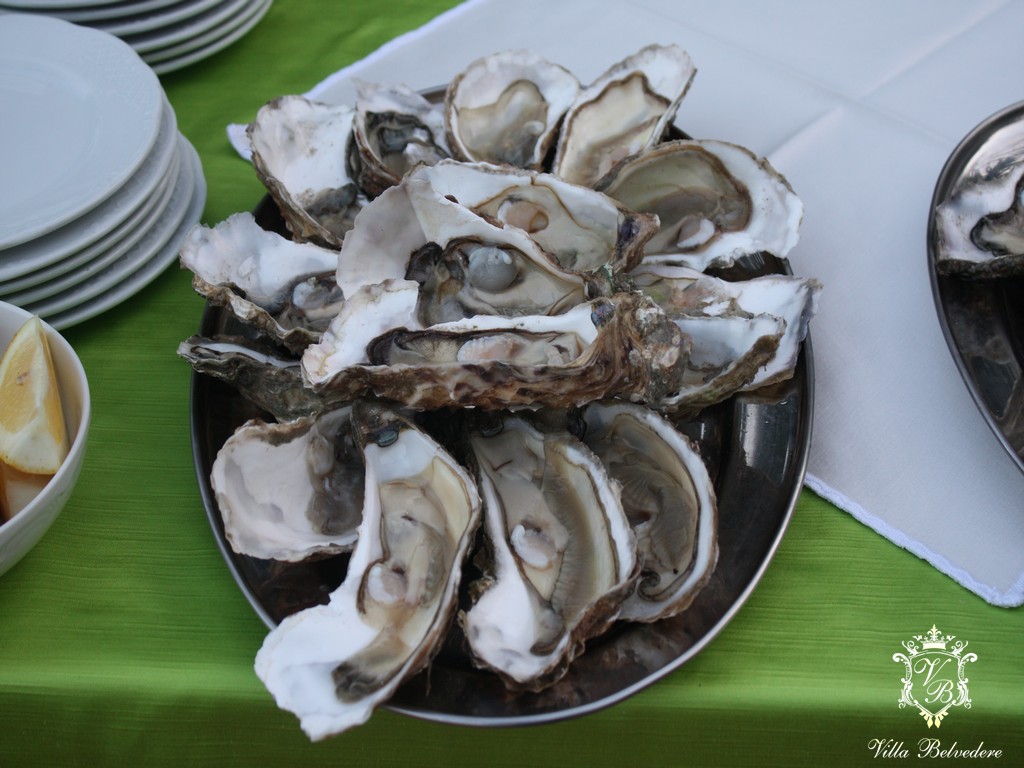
[1,2,1021,766]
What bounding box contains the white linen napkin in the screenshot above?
[228,0,1024,606]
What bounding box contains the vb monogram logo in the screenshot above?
[893,625,977,728]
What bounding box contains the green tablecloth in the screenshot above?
[1,2,1021,765]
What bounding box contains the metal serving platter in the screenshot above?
[190,79,813,719]
[189,186,814,725]
[927,100,1024,474]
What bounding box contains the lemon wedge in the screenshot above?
[0,463,50,521]
[0,316,69,475]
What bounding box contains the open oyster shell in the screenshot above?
[248,95,363,249]
[332,167,590,318]
[411,160,658,273]
[211,407,363,562]
[972,173,1024,258]
[662,313,784,411]
[631,264,820,394]
[599,139,803,271]
[254,401,481,740]
[179,213,344,353]
[576,401,717,622]
[177,336,328,421]
[460,414,638,691]
[303,293,691,410]
[445,49,580,169]
[403,215,589,326]
[935,165,1024,278]
[554,43,696,188]
[301,279,422,379]
[349,80,450,198]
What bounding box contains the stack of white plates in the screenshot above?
[0,14,206,330]
[0,0,271,75]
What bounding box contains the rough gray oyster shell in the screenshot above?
[303,292,692,410]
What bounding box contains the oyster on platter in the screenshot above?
[301,279,422,379]
[460,414,638,690]
[445,49,580,169]
[248,95,363,249]
[411,160,658,273]
[935,164,1024,278]
[554,43,696,187]
[972,173,1024,259]
[179,335,330,421]
[598,139,804,271]
[181,41,820,740]
[254,401,481,740]
[575,401,717,622]
[331,166,592,319]
[211,407,362,562]
[349,80,450,197]
[180,213,344,353]
[309,294,691,410]
[631,264,821,399]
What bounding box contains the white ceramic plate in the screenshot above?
[0,0,189,22]
[122,0,250,53]
[0,140,178,295]
[0,98,179,284]
[95,0,223,36]
[144,0,268,68]
[25,136,197,317]
[2,0,126,9]
[32,138,206,330]
[0,14,162,249]
[0,153,179,302]
[3,149,181,305]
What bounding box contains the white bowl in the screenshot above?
[0,301,90,578]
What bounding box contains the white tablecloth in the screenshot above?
[230,0,1024,606]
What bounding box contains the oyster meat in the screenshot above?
[254,402,481,740]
